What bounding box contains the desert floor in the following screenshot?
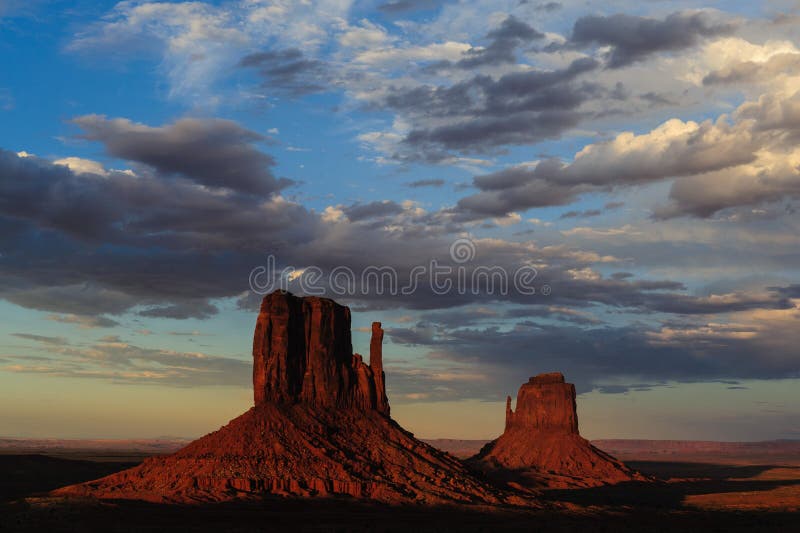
[1,442,799,532]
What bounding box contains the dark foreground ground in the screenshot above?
[1,447,799,532]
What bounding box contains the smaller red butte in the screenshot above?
[474,372,647,489]
[505,373,578,433]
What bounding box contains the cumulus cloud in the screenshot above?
[455,88,800,219]
[53,156,112,176]
[703,52,800,85]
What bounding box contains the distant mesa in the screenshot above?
[54,291,513,505]
[471,372,646,489]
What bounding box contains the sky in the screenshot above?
[1,0,799,441]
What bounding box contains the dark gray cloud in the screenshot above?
[534,269,793,315]
[0,147,321,318]
[342,200,405,221]
[560,208,602,219]
[406,179,445,188]
[239,48,329,96]
[414,305,601,328]
[4,283,143,316]
[431,16,544,70]
[639,91,678,107]
[1,145,793,327]
[388,301,800,398]
[139,301,219,320]
[11,333,67,345]
[453,88,800,219]
[4,138,799,399]
[72,115,290,196]
[3,339,251,388]
[386,57,599,157]
[0,118,794,351]
[377,0,445,14]
[0,148,316,249]
[535,2,561,12]
[508,308,602,325]
[560,201,623,219]
[404,110,582,155]
[569,11,737,68]
[454,161,590,217]
[656,177,800,219]
[770,284,800,298]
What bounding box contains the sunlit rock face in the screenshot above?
[504,373,578,434]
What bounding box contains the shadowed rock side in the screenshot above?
[471,373,647,490]
[54,292,520,506]
[252,293,388,414]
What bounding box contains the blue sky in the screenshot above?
[1,0,799,440]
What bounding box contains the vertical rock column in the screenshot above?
[252,291,355,408]
[252,291,306,405]
[505,396,514,431]
[370,322,390,416]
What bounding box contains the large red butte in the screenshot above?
[54,292,512,505]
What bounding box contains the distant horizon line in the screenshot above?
[2,435,799,445]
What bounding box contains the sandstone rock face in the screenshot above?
[473,372,645,489]
[55,292,519,506]
[505,373,578,434]
[252,292,387,412]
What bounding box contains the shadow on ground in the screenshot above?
[1,456,800,532]
[542,461,800,508]
[2,496,799,533]
[0,455,137,504]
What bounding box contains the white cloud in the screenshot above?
[54,157,109,176]
[493,212,521,226]
[338,19,392,49]
[352,41,471,66]
[321,205,345,223]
